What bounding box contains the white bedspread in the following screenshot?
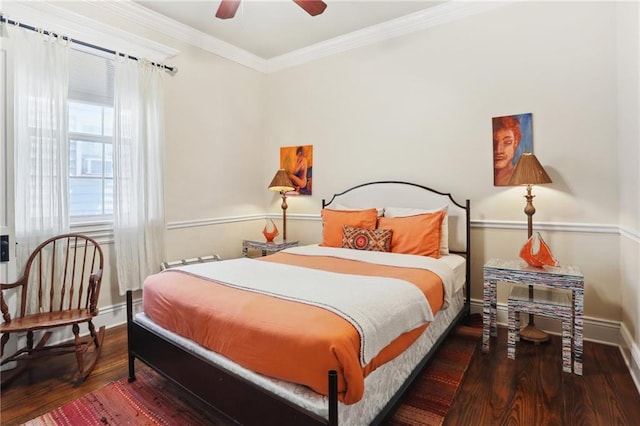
[171,257,433,366]
[282,244,457,307]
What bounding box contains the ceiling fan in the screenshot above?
[216,0,328,20]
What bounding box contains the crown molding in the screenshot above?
[88,0,269,72]
[84,0,507,73]
[1,1,179,62]
[265,1,508,72]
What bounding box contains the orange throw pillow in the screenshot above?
[320,208,378,248]
[377,211,445,258]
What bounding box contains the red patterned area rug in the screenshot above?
[24,321,481,426]
[386,321,482,426]
[22,365,232,426]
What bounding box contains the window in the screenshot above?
[68,48,114,222]
[68,102,113,217]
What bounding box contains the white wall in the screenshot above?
[267,2,620,221]
[161,43,267,260]
[616,0,640,382]
[265,2,631,329]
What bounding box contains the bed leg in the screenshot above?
[127,357,136,382]
[328,370,338,426]
[126,290,136,382]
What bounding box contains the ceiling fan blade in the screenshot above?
[293,0,327,17]
[216,0,241,19]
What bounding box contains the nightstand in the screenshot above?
[482,258,584,375]
[242,240,299,257]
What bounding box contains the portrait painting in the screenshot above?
[280,145,313,195]
[492,113,533,186]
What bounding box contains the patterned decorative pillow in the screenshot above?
[342,226,393,252]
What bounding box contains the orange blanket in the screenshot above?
[142,252,444,404]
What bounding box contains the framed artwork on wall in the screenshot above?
[280,145,313,195]
[492,113,533,186]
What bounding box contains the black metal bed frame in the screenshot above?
[127,181,471,425]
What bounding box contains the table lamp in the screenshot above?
[508,152,553,343]
[268,169,295,241]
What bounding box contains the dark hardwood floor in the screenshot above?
[446,327,640,425]
[1,325,130,425]
[2,323,640,425]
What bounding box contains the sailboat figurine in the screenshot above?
[262,218,279,243]
[519,232,558,268]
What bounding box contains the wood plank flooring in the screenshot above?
[445,327,640,425]
[2,324,639,425]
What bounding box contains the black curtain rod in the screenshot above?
[0,15,177,75]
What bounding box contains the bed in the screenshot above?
[126,181,471,425]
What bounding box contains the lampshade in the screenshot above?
[508,152,552,344]
[268,169,295,193]
[508,153,552,186]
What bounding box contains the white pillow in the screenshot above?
[383,205,449,255]
[333,203,384,217]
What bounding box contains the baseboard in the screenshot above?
[92,296,144,330]
[620,323,640,395]
[469,299,620,346]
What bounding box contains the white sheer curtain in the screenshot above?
[10,25,70,273]
[113,56,166,295]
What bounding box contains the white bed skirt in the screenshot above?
[135,288,465,425]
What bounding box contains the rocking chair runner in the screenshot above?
[0,234,105,387]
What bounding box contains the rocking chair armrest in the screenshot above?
[88,269,103,314]
[1,276,27,323]
[0,275,28,290]
[1,291,10,323]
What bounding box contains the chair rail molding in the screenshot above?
[471,219,623,236]
[169,214,632,237]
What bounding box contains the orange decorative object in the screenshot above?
[262,219,279,242]
[519,232,558,268]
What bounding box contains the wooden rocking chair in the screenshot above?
[0,234,105,387]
